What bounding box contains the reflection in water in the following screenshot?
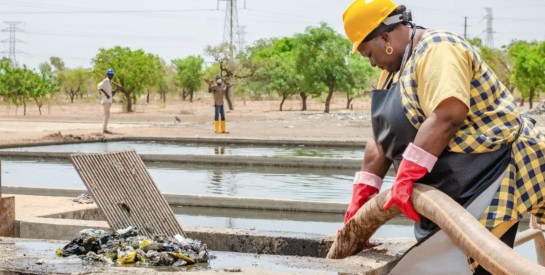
[207,158,236,228]
[214,146,225,155]
[2,158,384,202]
[211,170,223,186]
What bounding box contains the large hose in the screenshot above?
[326,184,545,275]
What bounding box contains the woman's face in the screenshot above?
[357,34,401,73]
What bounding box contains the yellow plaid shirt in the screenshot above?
[398,30,545,229]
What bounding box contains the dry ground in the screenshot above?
[0,93,378,145]
[0,92,542,146]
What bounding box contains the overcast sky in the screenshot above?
[1,0,544,69]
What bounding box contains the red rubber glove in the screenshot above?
[383,143,437,222]
[344,171,382,224]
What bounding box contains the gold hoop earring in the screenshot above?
[385,43,393,55]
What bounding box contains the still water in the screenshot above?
[0,153,539,263]
[2,158,394,202]
[0,140,363,159]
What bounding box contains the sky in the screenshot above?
[1,0,544,69]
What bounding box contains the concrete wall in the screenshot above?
[0,136,365,149]
[0,151,362,170]
[17,213,335,257]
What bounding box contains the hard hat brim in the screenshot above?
[352,39,364,54]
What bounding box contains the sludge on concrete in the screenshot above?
[12,206,415,274]
[0,237,414,274]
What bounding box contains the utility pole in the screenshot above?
[463,16,468,39]
[1,21,23,64]
[485,7,494,48]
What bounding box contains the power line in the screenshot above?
[1,21,24,64]
[0,9,216,15]
[26,29,193,42]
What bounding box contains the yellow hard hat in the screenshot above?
[343,0,399,53]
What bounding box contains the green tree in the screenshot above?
[30,70,59,115]
[509,41,545,109]
[172,55,205,103]
[295,23,351,113]
[38,62,53,78]
[92,46,165,112]
[0,65,32,115]
[0,65,57,115]
[0,57,12,68]
[468,38,516,96]
[248,37,303,110]
[49,56,66,72]
[38,56,65,78]
[344,55,378,109]
[156,66,176,105]
[58,68,93,103]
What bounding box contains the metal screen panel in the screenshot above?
[70,150,185,237]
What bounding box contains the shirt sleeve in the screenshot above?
[415,42,472,117]
[97,79,104,90]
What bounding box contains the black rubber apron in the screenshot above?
[370,29,511,239]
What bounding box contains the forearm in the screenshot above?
[361,139,392,178]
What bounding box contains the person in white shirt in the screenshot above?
[97,68,115,134]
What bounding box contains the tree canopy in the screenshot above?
[172,55,205,103]
[92,46,165,112]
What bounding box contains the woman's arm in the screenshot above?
[343,139,392,224]
[413,97,468,156]
[361,138,392,177]
[382,97,468,221]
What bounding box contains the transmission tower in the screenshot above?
[485,7,494,48]
[219,0,239,60]
[216,0,246,109]
[1,21,23,64]
[237,25,247,52]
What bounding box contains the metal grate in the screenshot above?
[70,150,185,237]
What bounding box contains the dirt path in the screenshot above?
[1,94,542,145]
[5,194,96,218]
[0,96,378,145]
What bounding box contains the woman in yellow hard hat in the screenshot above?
[341,0,545,274]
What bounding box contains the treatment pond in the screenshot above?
[0,140,363,159]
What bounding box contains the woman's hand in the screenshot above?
[383,143,437,221]
[344,172,382,223]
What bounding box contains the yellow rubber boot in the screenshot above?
[214,120,220,133]
[220,120,229,134]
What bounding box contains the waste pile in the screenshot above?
[56,227,210,267]
[72,193,94,204]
